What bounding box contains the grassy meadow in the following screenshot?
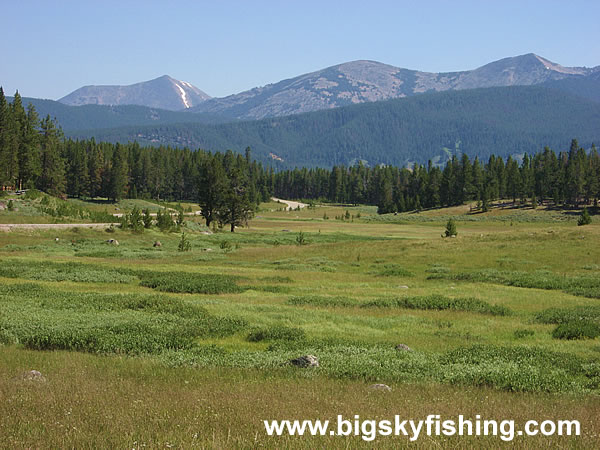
[1,194,600,447]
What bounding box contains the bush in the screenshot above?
[578,207,592,226]
[219,240,233,252]
[533,306,600,325]
[371,264,413,277]
[514,329,535,339]
[24,189,42,200]
[178,232,192,252]
[137,271,244,294]
[552,322,600,340]
[287,295,356,308]
[444,218,457,237]
[362,295,510,316]
[246,325,306,342]
[295,231,307,246]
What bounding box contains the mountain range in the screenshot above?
[69,86,600,168]
[6,53,599,169]
[57,53,600,119]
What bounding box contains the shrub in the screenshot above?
[24,189,42,200]
[514,329,535,339]
[178,232,192,252]
[287,295,356,308]
[445,218,457,237]
[552,322,600,340]
[534,306,600,324]
[7,199,14,211]
[219,240,233,252]
[362,295,510,316]
[371,264,413,277]
[296,231,307,245]
[143,208,153,228]
[578,207,592,226]
[137,271,244,294]
[246,325,306,342]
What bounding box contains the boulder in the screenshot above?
[369,384,392,392]
[106,239,119,246]
[21,370,47,382]
[398,285,409,289]
[290,355,319,368]
[395,344,412,352]
[153,241,162,247]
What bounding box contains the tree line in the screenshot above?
[272,140,599,213]
[1,88,598,227]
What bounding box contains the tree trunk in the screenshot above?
[230,223,235,232]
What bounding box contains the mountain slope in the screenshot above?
[188,54,598,120]
[69,85,600,168]
[59,75,211,111]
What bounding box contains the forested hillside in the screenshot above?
[1,89,598,223]
[8,97,232,131]
[69,86,600,168]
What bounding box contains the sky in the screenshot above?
[2,0,599,100]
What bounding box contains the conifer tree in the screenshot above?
[197,156,227,228]
[109,144,128,201]
[38,115,66,196]
[217,164,255,232]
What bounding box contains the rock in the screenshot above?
[55,237,59,242]
[202,248,213,252]
[153,241,162,247]
[450,234,457,238]
[395,344,412,352]
[398,285,409,289]
[106,239,119,246]
[21,370,47,382]
[201,230,213,235]
[369,384,392,392]
[290,355,319,368]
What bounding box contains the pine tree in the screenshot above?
[143,208,153,228]
[578,207,592,226]
[18,104,41,189]
[38,115,66,196]
[197,156,227,228]
[109,144,128,201]
[87,141,103,198]
[0,89,20,189]
[444,218,457,237]
[217,164,255,232]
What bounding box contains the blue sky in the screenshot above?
[2,0,599,99]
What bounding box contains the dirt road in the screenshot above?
[271,197,309,211]
[0,223,118,232]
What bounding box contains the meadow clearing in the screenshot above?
[1,194,599,447]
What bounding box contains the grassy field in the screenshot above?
[1,197,599,447]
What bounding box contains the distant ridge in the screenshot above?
[59,75,211,111]
[188,53,599,119]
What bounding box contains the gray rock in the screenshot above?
[395,344,412,352]
[290,355,319,368]
[398,285,409,289]
[153,241,162,247]
[106,239,119,246]
[21,370,47,382]
[369,384,391,392]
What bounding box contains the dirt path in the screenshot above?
[271,197,309,211]
[0,223,118,232]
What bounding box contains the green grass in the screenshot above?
[2,201,600,446]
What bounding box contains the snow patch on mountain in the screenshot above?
[174,83,190,108]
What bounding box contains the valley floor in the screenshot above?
[1,197,599,447]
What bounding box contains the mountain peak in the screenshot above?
[59,76,211,111]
